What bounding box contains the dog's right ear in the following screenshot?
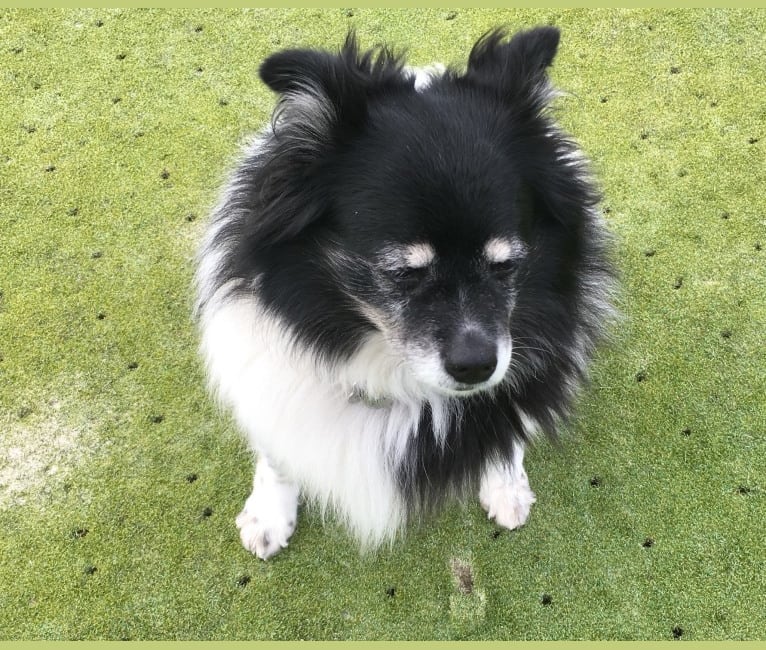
[260,32,407,130]
[245,34,407,246]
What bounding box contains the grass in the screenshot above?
[0,7,764,641]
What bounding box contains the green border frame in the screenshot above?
[2,1,766,9]
[2,640,766,648]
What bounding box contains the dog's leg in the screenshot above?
[235,455,299,560]
[479,441,536,530]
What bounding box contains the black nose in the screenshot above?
[444,330,498,385]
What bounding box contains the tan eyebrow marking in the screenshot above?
[484,237,527,263]
[380,242,436,270]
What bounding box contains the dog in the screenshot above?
[195,26,615,559]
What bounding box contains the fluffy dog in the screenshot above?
[195,26,615,559]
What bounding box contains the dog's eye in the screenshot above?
[490,259,518,276]
[389,266,428,288]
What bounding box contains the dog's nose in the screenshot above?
[444,330,498,385]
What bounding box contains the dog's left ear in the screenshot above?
[244,33,407,247]
[465,26,560,100]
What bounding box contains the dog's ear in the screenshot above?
[260,31,406,133]
[245,33,407,246]
[465,26,560,103]
[467,27,596,232]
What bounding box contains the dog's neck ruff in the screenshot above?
[347,385,394,409]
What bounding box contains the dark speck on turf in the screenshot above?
[541,594,553,606]
[84,565,98,576]
[72,527,89,539]
[194,25,203,32]
[202,507,213,518]
[149,414,164,424]
[160,168,170,180]
[720,329,732,339]
[721,211,730,219]
[127,361,138,370]
[749,137,759,144]
[112,97,121,104]
[95,19,104,27]
[636,369,648,382]
[672,626,684,639]
[682,427,692,437]
[185,213,197,222]
[91,250,102,259]
[22,124,36,133]
[670,66,681,74]
[642,537,654,548]
[492,529,502,539]
[11,46,23,54]
[237,575,251,587]
[673,277,683,290]
[67,207,79,216]
[386,586,395,597]
[444,11,457,20]
[644,248,656,257]
[96,312,106,320]
[44,165,56,172]
[590,476,602,487]
[736,486,751,495]
[600,96,608,103]
[218,98,229,106]
[755,242,762,251]
[186,473,198,483]
[116,52,126,60]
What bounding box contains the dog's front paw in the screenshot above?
[236,460,299,560]
[479,465,536,530]
[236,508,296,560]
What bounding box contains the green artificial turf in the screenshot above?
[1,8,764,641]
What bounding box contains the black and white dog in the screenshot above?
[195,27,615,559]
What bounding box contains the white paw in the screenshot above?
[236,508,296,560]
[479,468,537,531]
[236,460,299,560]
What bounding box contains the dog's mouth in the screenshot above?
[436,380,501,398]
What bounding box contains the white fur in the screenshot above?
[200,290,419,550]
[379,242,436,271]
[404,242,436,268]
[236,455,300,559]
[484,237,527,263]
[408,64,446,91]
[479,442,536,530]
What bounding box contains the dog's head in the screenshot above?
[238,27,601,398]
